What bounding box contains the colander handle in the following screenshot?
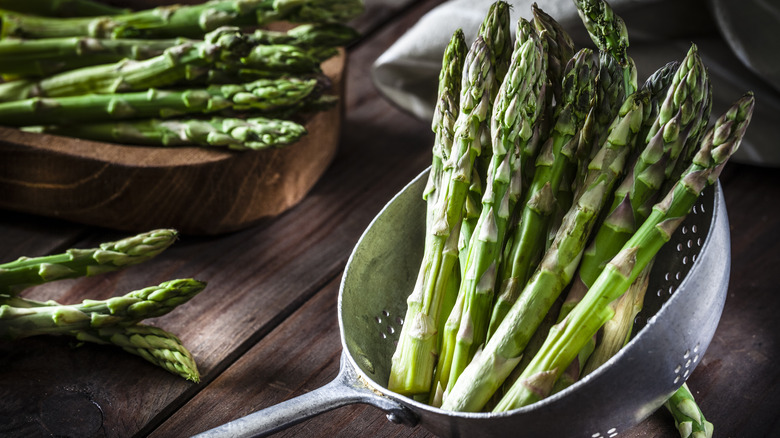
[191,352,418,438]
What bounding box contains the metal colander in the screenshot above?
[195,167,729,438]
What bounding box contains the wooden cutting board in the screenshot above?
[0,51,345,235]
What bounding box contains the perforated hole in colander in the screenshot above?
[375,309,402,345]
[590,427,619,438]
[631,191,711,335]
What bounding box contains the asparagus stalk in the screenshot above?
[387,37,496,396]
[0,27,254,102]
[574,0,634,95]
[488,48,598,338]
[560,45,708,325]
[76,323,201,382]
[0,36,186,78]
[0,0,364,39]
[0,78,320,126]
[0,279,206,338]
[0,0,130,17]
[665,383,714,438]
[0,229,177,295]
[478,1,512,86]
[443,91,647,412]
[459,0,513,267]
[444,22,547,393]
[531,4,575,108]
[424,29,467,241]
[493,92,755,411]
[26,116,307,150]
[0,23,358,79]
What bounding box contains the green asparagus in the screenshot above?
[442,90,646,412]
[424,29,467,255]
[665,383,714,438]
[0,22,357,79]
[0,78,320,126]
[488,48,598,339]
[493,92,754,411]
[76,323,201,382]
[0,27,254,102]
[0,279,206,338]
[574,0,634,95]
[0,0,364,39]
[531,4,575,107]
[387,37,496,396]
[443,21,547,395]
[0,36,186,78]
[26,116,307,150]
[0,229,177,295]
[0,0,130,17]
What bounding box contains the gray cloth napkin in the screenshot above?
[371,0,780,167]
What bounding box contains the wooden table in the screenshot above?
[1,1,779,437]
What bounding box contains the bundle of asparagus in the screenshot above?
[0,229,206,382]
[0,0,363,149]
[388,1,755,436]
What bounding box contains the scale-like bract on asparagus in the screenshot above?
[26,116,307,150]
[0,78,320,126]
[665,383,714,438]
[0,0,365,39]
[0,279,206,338]
[76,323,201,382]
[442,91,647,413]
[488,48,598,339]
[388,37,496,396]
[493,93,755,411]
[441,22,547,397]
[0,229,178,295]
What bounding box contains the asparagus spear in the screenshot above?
[478,1,512,86]
[574,0,634,95]
[443,91,648,412]
[26,116,307,150]
[487,48,598,338]
[560,45,708,324]
[0,0,364,39]
[387,37,496,396]
[531,4,575,108]
[424,29,467,252]
[665,383,714,438]
[0,78,320,126]
[0,36,186,78]
[76,323,201,382]
[0,27,254,103]
[0,0,130,17]
[443,22,547,394]
[458,1,513,268]
[0,279,206,337]
[493,92,755,411]
[0,23,358,79]
[0,229,177,295]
